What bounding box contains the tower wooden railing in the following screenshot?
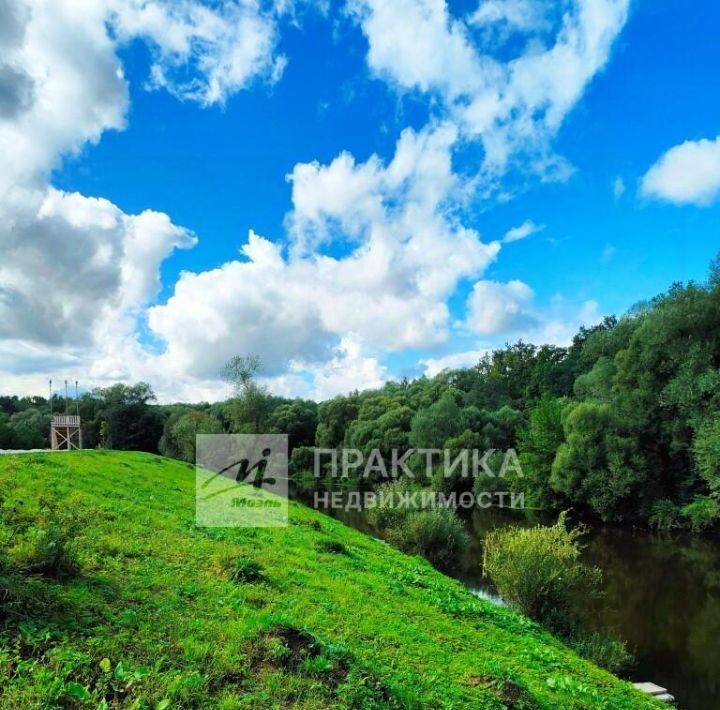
[52,415,81,427]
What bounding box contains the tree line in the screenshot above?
[3,254,719,531]
[305,256,720,530]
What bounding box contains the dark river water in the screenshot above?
[318,503,720,710]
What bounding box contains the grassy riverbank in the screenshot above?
[0,451,660,708]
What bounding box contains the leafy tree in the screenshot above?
[435,429,484,494]
[693,414,720,495]
[573,357,615,401]
[9,409,50,449]
[271,399,318,450]
[345,399,414,476]
[223,355,273,432]
[99,421,110,449]
[409,393,463,450]
[315,395,360,448]
[551,402,645,522]
[159,411,224,462]
[92,383,163,452]
[708,249,720,287]
[517,396,567,509]
[0,413,13,448]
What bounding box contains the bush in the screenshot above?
[230,558,265,583]
[693,415,720,494]
[385,508,468,568]
[569,632,634,674]
[366,479,428,530]
[316,540,349,555]
[681,496,720,532]
[649,499,681,531]
[482,513,600,634]
[366,480,468,568]
[3,494,86,577]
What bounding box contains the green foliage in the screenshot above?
[1,490,86,577]
[568,633,634,675]
[7,254,720,532]
[6,409,51,449]
[345,396,413,461]
[368,481,468,568]
[434,429,483,494]
[517,396,566,509]
[365,479,424,530]
[681,496,720,532]
[223,355,274,433]
[223,354,262,389]
[573,357,615,401]
[409,393,463,450]
[91,383,163,452]
[693,414,720,495]
[648,500,682,531]
[229,558,265,583]
[473,342,575,410]
[289,445,315,475]
[384,508,468,568]
[551,403,645,522]
[482,514,601,633]
[270,399,318,449]
[316,395,360,448]
[159,410,224,462]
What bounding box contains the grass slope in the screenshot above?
[0,451,658,709]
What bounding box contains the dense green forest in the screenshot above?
[3,256,719,531]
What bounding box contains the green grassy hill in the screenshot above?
[0,451,658,709]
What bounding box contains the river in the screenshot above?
[318,502,720,710]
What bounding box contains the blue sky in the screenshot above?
[2,0,720,400]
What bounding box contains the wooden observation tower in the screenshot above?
[49,380,83,451]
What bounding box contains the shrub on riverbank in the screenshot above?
[482,513,632,672]
[569,632,634,675]
[681,496,720,531]
[482,513,598,630]
[385,508,468,568]
[367,480,468,567]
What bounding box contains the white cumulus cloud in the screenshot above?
[421,348,491,376]
[465,279,537,335]
[641,136,720,206]
[0,0,628,402]
[147,123,501,383]
[503,219,543,243]
[0,0,288,400]
[351,0,630,176]
[109,0,285,106]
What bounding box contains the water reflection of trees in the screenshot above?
[583,529,720,708]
